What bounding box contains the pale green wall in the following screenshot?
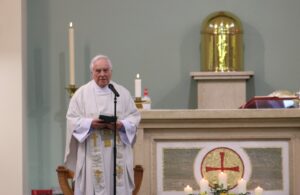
[26,0,300,191]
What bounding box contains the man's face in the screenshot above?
[92,58,112,88]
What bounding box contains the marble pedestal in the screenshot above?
[190,71,254,109]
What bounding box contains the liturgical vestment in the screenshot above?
[64,80,141,195]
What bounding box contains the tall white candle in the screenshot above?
[199,178,209,193]
[237,178,247,194]
[218,172,227,189]
[68,22,75,85]
[135,73,141,97]
[184,185,193,195]
[254,186,263,195]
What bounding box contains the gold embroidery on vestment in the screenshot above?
[94,169,103,184]
[92,132,98,147]
[103,129,112,147]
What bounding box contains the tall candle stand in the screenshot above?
[66,84,78,97]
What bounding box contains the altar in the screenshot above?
[133,109,300,195]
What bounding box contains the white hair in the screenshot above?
[89,54,113,72]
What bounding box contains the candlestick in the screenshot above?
[238,178,247,194]
[135,73,141,97]
[218,172,227,189]
[68,22,75,85]
[66,84,77,98]
[134,97,144,109]
[184,185,193,195]
[254,186,263,195]
[200,178,209,193]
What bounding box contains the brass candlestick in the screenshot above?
[66,84,78,97]
[134,97,144,109]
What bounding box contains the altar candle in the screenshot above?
[135,73,141,97]
[254,186,263,195]
[68,22,75,85]
[184,185,193,195]
[200,178,209,193]
[238,178,247,194]
[218,172,227,189]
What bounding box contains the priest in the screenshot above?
[64,54,141,195]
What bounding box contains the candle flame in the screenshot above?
[136,73,140,79]
[69,22,73,28]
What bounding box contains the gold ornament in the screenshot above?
[201,147,244,190]
[201,11,244,72]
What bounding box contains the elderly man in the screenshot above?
[64,54,141,195]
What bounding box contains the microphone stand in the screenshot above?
[113,94,117,195]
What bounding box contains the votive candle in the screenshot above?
[238,178,247,194]
[218,172,227,189]
[184,185,193,195]
[200,178,209,193]
[254,186,263,195]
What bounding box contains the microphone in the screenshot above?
[108,83,120,97]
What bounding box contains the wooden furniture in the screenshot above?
[132,165,144,195]
[56,165,143,195]
[56,166,74,195]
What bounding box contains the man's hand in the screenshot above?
[91,118,107,129]
[91,119,123,130]
[105,121,124,131]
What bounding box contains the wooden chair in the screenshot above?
[132,165,143,195]
[56,165,143,195]
[56,166,74,195]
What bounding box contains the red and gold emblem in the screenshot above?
[200,147,244,189]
